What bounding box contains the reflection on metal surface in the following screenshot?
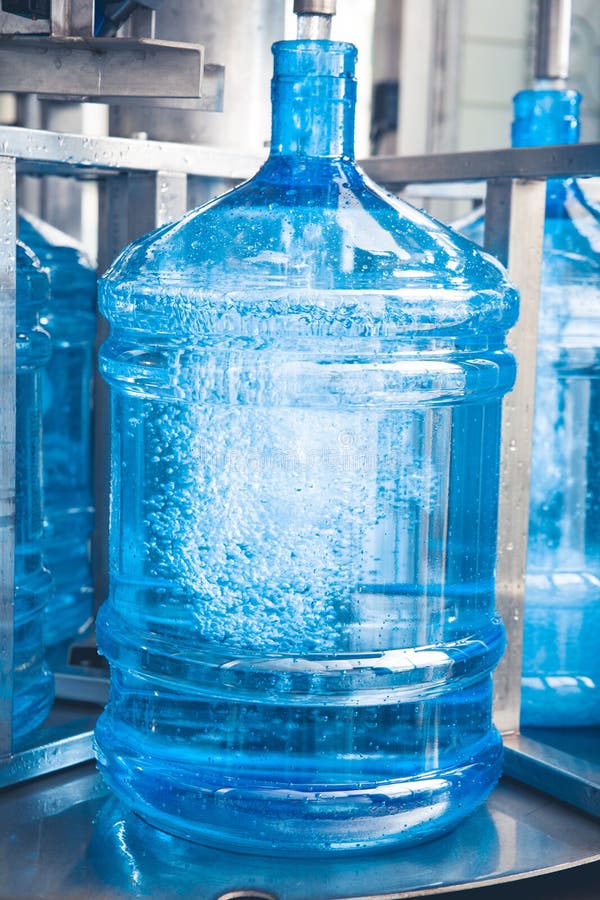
[504,729,600,819]
[1,765,600,899]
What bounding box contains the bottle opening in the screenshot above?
[512,87,581,147]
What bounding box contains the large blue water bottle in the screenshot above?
[12,241,54,741]
[95,38,518,854]
[18,213,96,650]
[456,89,600,727]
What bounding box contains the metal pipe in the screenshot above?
[535,0,572,81]
[293,0,336,13]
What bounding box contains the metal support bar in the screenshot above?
[0,126,259,179]
[0,156,16,760]
[126,171,188,235]
[91,175,128,611]
[97,172,189,279]
[63,65,224,109]
[92,171,188,611]
[0,721,95,789]
[362,143,600,186]
[487,178,547,735]
[0,37,221,103]
[3,125,596,185]
[504,732,600,818]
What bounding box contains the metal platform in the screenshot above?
[1,762,599,900]
[504,727,600,819]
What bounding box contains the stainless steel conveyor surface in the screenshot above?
[1,762,600,900]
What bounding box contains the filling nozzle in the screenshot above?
[294,0,337,40]
[534,0,572,87]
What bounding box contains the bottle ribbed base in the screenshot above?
[94,719,502,856]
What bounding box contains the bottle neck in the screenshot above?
[511,86,581,209]
[511,86,581,148]
[269,40,357,160]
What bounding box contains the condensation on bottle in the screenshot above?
[19,212,97,650]
[12,241,54,742]
[454,88,600,728]
[94,39,518,854]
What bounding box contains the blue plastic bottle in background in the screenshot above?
[18,213,96,650]
[95,39,518,854]
[11,241,54,741]
[455,88,600,727]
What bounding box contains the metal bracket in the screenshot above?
[504,731,600,818]
[0,719,95,788]
[0,35,224,107]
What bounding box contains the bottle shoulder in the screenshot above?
[451,184,600,346]
[17,241,49,316]
[452,183,600,274]
[16,242,51,365]
[18,211,97,301]
[101,159,518,340]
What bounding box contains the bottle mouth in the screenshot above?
[511,87,581,148]
[271,39,357,80]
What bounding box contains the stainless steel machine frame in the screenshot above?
[0,125,599,824]
[0,0,225,105]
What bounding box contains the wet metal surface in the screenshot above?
[1,765,600,899]
[505,726,600,818]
